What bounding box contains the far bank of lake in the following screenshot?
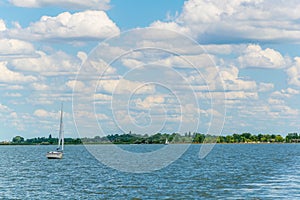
[3,132,300,145]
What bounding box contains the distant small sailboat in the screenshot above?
[46,103,64,159]
[165,138,169,145]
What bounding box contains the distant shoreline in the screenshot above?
[3,132,300,145]
[1,142,299,146]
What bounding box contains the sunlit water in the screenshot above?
[0,144,300,199]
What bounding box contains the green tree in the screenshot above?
[275,135,284,142]
[12,136,24,143]
[286,133,298,142]
[217,136,225,143]
[193,133,205,143]
[233,134,241,143]
[241,133,251,140]
[250,135,258,142]
[261,137,267,142]
[225,135,234,143]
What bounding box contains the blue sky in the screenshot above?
[1,0,300,141]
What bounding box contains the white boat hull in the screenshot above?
[46,151,63,159]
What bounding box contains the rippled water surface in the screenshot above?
[0,144,300,199]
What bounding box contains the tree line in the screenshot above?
[2,132,300,145]
[2,134,82,145]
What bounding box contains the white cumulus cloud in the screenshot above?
[31,82,50,91]
[33,109,61,119]
[220,65,257,91]
[0,103,11,113]
[0,39,36,57]
[271,88,300,99]
[33,109,49,117]
[11,50,79,76]
[134,95,165,110]
[9,10,120,41]
[0,19,6,31]
[99,79,156,95]
[238,44,286,69]
[287,57,300,87]
[161,0,300,43]
[258,82,274,92]
[0,61,37,83]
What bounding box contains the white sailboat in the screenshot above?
[165,138,169,145]
[46,103,64,159]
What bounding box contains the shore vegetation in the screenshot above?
[1,132,300,145]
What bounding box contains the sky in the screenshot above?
[1,0,300,141]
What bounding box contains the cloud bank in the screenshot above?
[8,10,120,41]
[9,0,110,10]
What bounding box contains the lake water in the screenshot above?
[0,144,300,199]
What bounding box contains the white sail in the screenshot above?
[57,103,64,151]
[165,138,169,145]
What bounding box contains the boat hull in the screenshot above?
[46,151,63,159]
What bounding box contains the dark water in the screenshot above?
[0,144,300,199]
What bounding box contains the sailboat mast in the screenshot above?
[59,103,64,151]
[57,103,64,151]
